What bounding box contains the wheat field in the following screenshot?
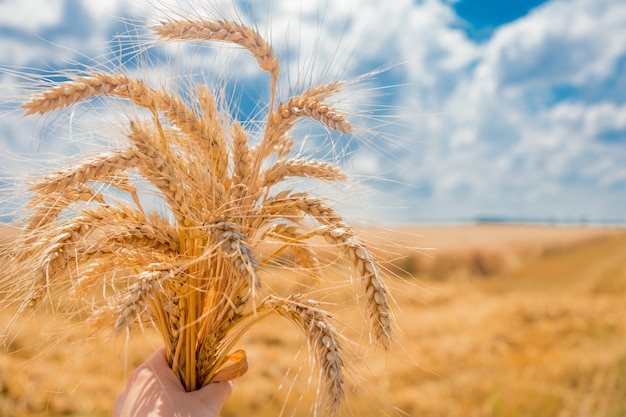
[1,223,626,416]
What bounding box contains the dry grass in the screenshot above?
[1,15,392,417]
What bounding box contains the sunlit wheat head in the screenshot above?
[2,12,394,416]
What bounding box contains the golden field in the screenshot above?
[1,223,626,416]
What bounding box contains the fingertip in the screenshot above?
[145,347,167,365]
[113,390,127,416]
[222,380,235,393]
[143,348,170,376]
[211,380,234,396]
[197,380,234,406]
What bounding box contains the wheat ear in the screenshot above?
[8,13,395,416]
[261,295,344,416]
[255,83,348,164]
[256,192,392,348]
[152,19,279,110]
[315,226,393,349]
[263,159,347,188]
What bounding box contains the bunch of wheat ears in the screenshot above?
[4,16,392,415]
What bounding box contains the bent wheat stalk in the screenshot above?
[4,15,393,416]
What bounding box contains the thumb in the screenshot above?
[193,381,234,414]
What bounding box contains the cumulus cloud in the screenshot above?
[0,0,66,32]
[375,0,626,222]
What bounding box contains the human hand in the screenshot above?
[113,348,233,417]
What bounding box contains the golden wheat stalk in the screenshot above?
[4,15,393,415]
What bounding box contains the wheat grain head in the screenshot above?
[4,12,395,416]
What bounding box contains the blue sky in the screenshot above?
[1,0,625,225]
[453,0,550,40]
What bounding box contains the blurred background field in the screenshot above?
[1,223,625,416]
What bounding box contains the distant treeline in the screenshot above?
[473,216,626,226]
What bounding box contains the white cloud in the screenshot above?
[80,0,122,17]
[0,0,66,32]
[482,0,626,88]
[350,149,381,176]
[381,0,626,221]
